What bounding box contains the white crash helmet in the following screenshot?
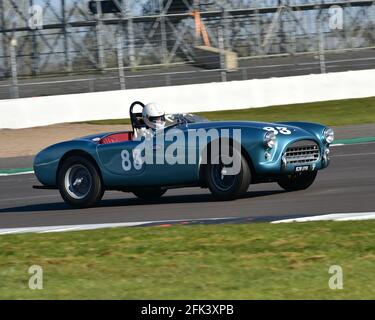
[142,103,166,130]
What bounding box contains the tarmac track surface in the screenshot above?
[0,143,374,229]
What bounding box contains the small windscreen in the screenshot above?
[164,114,209,128]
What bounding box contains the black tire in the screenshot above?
[58,156,104,208]
[133,188,167,200]
[205,144,251,200]
[277,171,317,191]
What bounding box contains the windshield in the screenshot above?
[164,113,209,128]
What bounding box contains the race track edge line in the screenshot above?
[271,212,375,223]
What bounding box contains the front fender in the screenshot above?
[240,124,329,177]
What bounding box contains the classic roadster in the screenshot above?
[33,101,334,208]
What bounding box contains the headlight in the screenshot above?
[324,128,335,144]
[264,131,277,149]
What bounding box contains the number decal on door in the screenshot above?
[263,126,292,135]
[121,149,144,172]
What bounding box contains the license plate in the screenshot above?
[295,165,310,172]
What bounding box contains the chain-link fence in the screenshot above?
[0,0,374,99]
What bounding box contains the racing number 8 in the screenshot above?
[263,126,292,135]
[121,150,132,171]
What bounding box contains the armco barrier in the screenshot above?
[1,69,375,129]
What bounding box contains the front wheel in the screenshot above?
[206,145,251,200]
[58,156,104,208]
[133,188,167,200]
[277,171,317,191]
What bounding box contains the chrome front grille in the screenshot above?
[284,140,320,164]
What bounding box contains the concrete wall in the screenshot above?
[1,69,374,129]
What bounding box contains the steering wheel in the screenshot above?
[129,101,146,132]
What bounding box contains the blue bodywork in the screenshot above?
[33,119,331,189]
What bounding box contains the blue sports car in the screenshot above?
[33,101,334,208]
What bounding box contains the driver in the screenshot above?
[134,103,166,139]
[143,103,166,131]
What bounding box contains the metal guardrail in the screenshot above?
[1,47,375,100]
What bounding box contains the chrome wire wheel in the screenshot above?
[64,164,92,200]
[58,156,104,208]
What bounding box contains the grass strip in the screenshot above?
[1,221,375,299]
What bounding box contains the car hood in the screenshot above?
[189,121,315,135]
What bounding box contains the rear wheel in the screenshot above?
[206,144,251,200]
[133,188,167,200]
[58,156,104,208]
[277,171,317,191]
